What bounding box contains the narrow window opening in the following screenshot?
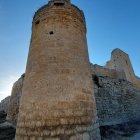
[49,31,54,35]
[54,2,65,6]
[126,60,128,65]
[35,20,40,25]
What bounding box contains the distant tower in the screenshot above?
[111,49,135,82]
[106,48,135,82]
[16,0,98,139]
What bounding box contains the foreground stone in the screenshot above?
[0,111,7,124]
[0,111,15,140]
[100,120,140,140]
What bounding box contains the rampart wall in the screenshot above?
[91,64,126,79]
[6,74,24,126]
[94,76,140,126]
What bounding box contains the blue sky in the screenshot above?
[0,0,140,101]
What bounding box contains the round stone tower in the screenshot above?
[16,0,99,139]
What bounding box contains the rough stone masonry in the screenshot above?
[16,0,100,139]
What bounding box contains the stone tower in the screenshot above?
[106,48,135,82]
[111,49,135,82]
[16,0,99,139]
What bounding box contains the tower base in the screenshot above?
[16,123,101,140]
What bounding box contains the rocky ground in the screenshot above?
[0,111,15,140]
[100,120,140,140]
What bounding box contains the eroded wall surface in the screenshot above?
[6,74,24,126]
[91,64,126,80]
[94,76,140,126]
[0,96,11,113]
[94,76,140,140]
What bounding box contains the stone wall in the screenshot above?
[0,96,11,113]
[91,64,126,80]
[6,74,24,126]
[131,76,140,90]
[94,76,140,126]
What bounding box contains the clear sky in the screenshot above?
[0,0,140,101]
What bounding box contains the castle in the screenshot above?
[0,0,140,140]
